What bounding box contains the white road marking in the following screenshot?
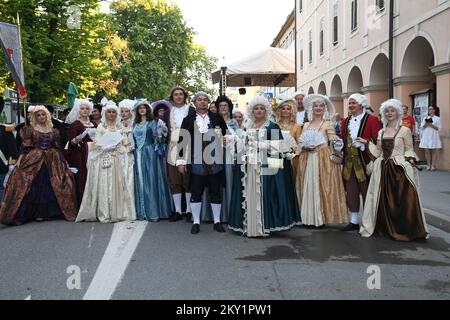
[88,225,95,249]
[83,221,148,300]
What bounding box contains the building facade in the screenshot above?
[264,9,296,98]
[296,0,450,170]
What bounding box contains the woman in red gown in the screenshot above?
[65,99,97,204]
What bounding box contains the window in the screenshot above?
[299,0,303,12]
[300,39,304,70]
[333,2,339,45]
[319,17,325,56]
[308,30,313,64]
[376,0,385,12]
[351,0,358,32]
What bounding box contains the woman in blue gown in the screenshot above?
[229,95,301,237]
[133,99,172,222]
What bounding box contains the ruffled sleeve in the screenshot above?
[19,126,34,153]
[324,121,338,142]
[402,127,419,161]
[368,130,383,159]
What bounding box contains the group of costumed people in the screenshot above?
[0,86,429,242]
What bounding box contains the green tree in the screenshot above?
[0,0,115,104]
[110,0,217,100]
[183,44,218,98]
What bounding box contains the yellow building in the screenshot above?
[295,0,450,170]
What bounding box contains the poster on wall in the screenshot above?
[413,93,429,138]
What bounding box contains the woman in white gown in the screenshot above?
[419,106,442,171]
[76,101,136,223]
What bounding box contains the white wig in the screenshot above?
[118,99,135,111]
[349,93,368,109]
[380,99,403,129]
[232,108,245,117]
[303,94,336,122]
[101,100,122,127]
[65,99,94,125]
[193,92,211,105]
[293,89,305,98]
[246,95,272,126]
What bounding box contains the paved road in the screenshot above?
[0,218,449,300]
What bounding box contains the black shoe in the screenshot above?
[185,212,192,223]
[169,213,183,222]
[340,223,359,232]
[213,223,226,233]
[191,224,200,234]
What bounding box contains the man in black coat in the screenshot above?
[0,105,19,199]
[177,92,228,235]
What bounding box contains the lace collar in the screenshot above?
[195,113,210,134]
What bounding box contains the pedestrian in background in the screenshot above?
[419,106,442,171]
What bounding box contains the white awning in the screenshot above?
[212,47,295,87]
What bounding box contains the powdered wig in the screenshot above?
[29,105,53,130]
[101,101,122,127]
[293,89,305,98]
[246,95,273,125]
[65,99,94,125]
[193,92,211,105]
[119,99,136,122]
[232,108,245,118]
[349,93,368,109]
[380,99,403,129]
[303,94,336,122]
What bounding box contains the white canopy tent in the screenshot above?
[212,47,296,88]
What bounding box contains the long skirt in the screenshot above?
[375,159,428,241]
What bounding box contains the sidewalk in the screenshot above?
[419,169,450,233]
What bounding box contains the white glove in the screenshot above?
[157,120,168,138]
[285,152,295,161]
[333,138,344,152]
[8,165,14,172]
[352,141,366,152]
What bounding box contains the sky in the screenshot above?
[174,0,294,68]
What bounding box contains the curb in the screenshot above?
[423,208,450,233]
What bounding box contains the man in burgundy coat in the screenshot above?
[340,94,382,231]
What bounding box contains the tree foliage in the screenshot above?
[0,0,218,104]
